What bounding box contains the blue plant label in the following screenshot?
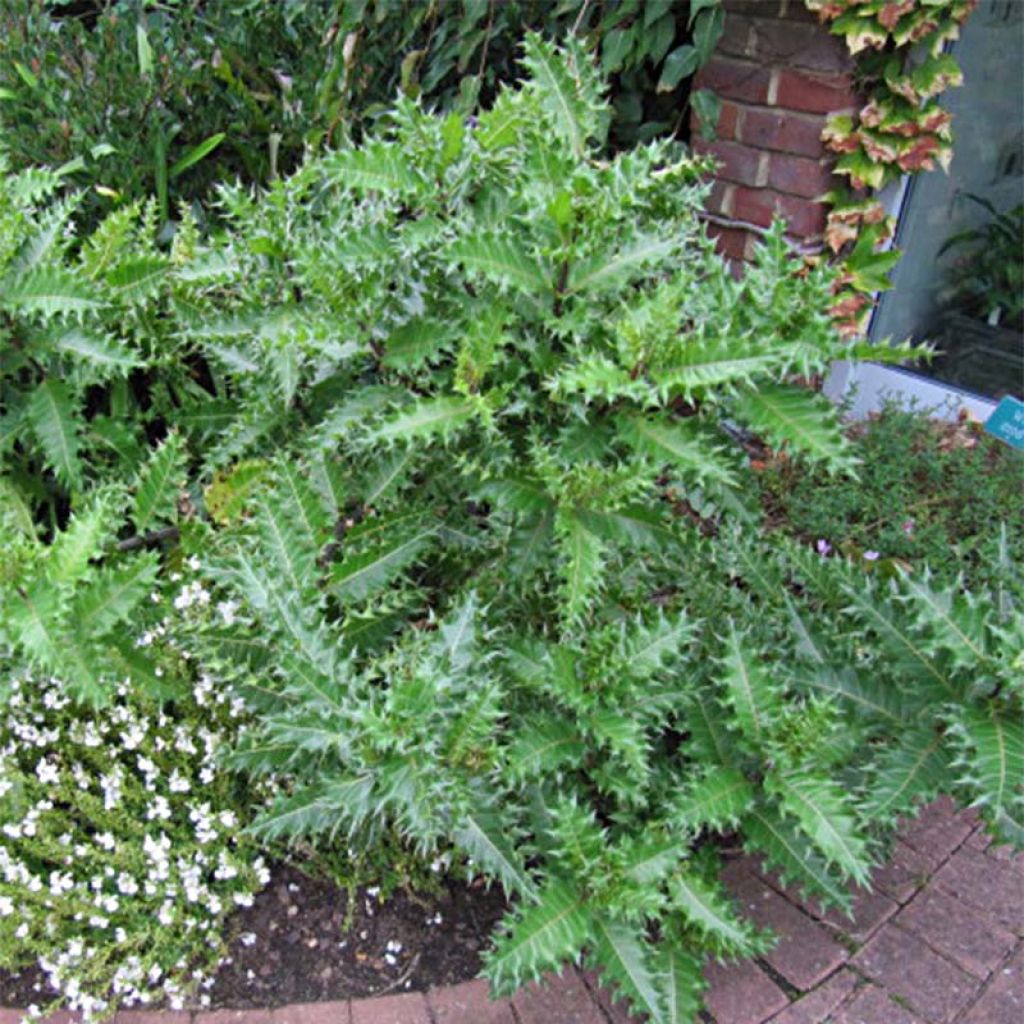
[984,396,1024,450]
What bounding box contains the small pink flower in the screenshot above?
[902,519,915,537]
[816,538,831,556]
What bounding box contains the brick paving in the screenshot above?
[4,800,1021,1024]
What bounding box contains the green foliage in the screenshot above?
[0,675,269,1020]
[159,42,919,1021]
[756,403,1024,588]
[0,0,723,223]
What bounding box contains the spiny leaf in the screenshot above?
[331,524,435,604]
[669,871,764,957]
[569,236,679,294]
[556,510,604,626]
[618,414,738,488]
[454,808,537,901]
[590,917,665,1024]
[767,771,872,885]
[106,256,169,303]
[27,379,83,488]
[505,715,586,783]
[324,142,423,194]
[52,328,140,371]
[947,704,1024,845]
[449,234,550,295]
[859,725,951,821]
[658,942,706,1024]
[716,623,782,749]
[131,431,186,534]
[741,805,852,911]
[366,397,476,446]
[521,33,608,158]
[1,267,102,317]
[70,553,160,637]
[483,878,589,994]
[673,766,755,834]
[733,383,858,474]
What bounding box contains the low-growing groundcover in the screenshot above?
[756,403,1024,588]
[1,37,1021,1024]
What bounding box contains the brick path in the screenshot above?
[3,798,1021,1024]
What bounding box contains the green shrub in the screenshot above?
[162,37,921,1022]
[0,0,724,223]
[756,403,1024,587]
[0,499,270,1019]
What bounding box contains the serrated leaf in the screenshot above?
[1,268,102,317]
[331,525,435,603]
[674,766,754,833]
[741,805,852,911]
[767,771,872,885]
[366,397,476,446]
[449,234,550,295]
[52,328,140,371]
[733,384,858,474]
[556,511,604,625]
[204,459,267,524]
[324,142,422,194]
[859,726,951,821]
[132,432,186,533]
[505,715,586,782]
[569,236,678,294]
[659,942,706,1024]
[70,553,160,636]
[618,414,738,487]
[106,257,169,303]
[483,878,589,993]
[27,379,82,487]
[717,623,782,748]
[670,871,764,957]
[948,704,1024,844]
[590,917,665,1024]
[454,807,537,900]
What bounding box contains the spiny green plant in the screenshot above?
[166,36,928,1022]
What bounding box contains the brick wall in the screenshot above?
[691,0,861,263]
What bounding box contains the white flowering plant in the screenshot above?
[0,673,269,1020]
[0,476,271,1020]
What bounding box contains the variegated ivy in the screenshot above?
[805,0,976,335]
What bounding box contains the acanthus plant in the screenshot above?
[168,36,928,1022]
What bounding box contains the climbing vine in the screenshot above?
[805,0,977,335]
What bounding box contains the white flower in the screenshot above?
[0,895,13,916]
[35,758,59,785]
[116,873,139,896]
[217,599,239,626]
[168,770,190,794]
[146,796,171,821]
[239,931,257,947]
[232,891,254,908]
[95,832,115,851]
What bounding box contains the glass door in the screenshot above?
[868,0,1023,402]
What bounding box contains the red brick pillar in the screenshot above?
[691,0,862,262]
